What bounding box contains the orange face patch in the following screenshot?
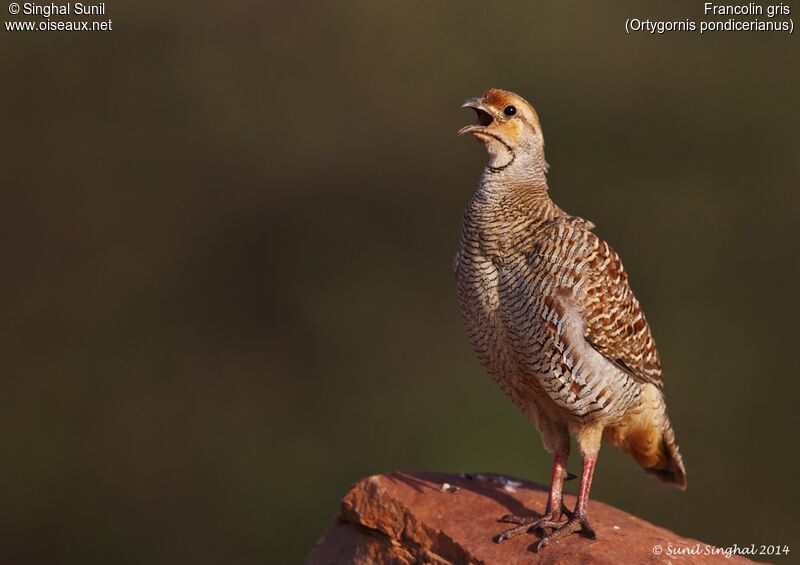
[482,88,516,110]
[480,88,542,134]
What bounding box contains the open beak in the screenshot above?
[458,98,494,135]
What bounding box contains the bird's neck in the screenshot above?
[463,174,567,256]
[475,142,554,206]
[472,172,564,222]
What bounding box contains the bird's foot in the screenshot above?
[494,505,571,543]
[534,514,596,552]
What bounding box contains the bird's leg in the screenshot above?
[495,449,570,542]
[535,456,598,551]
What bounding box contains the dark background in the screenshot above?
[2,1,798,563]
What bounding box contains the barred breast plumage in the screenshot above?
[455,88,686,550]
[458,191,658,426]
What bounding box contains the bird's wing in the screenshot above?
[530,216,664,388]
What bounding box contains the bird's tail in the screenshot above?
[643,418,687,490]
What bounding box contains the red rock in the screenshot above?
[307,471,755,564]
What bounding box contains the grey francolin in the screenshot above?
[455,88,686,550]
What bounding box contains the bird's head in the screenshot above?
[459,88,547,177]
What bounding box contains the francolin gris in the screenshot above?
[455,89,686,550]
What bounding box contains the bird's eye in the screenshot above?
[503,105,517,116]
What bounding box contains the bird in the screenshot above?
[454,88,686,551]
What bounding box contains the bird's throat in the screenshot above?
[478,134,515,171]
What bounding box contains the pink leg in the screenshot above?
[574,456,595,517]
[495,450,571,543]
[545,449,569,515]
[535,456,598,551]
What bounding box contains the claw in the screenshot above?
[534,515,596,551]
[494,512,569,543]
[535,538,550,552]
[495,531,513,543]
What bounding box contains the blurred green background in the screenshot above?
[1,1,798,563]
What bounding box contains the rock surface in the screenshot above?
[307,471,754,564]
